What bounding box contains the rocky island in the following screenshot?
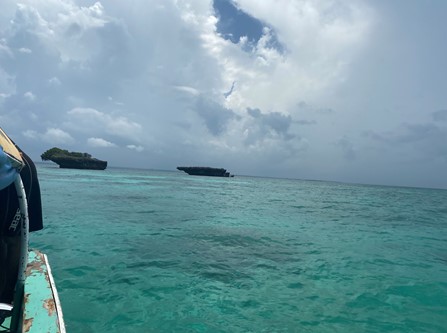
[177,166,233,177]
[41,147,107,170]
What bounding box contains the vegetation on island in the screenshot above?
[41,147,92,161]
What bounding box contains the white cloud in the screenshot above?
[67,107,142,140]
[24,91,35,101]
[0,68,15,98]
[22,129,38,139]
[18,47,32,54]
[126,144,144,152]
[107,96,124,106]
[48,77,61,86]
[0,38,13,57]
[205,0,374,113]
[87,137,116,147]
[173,85,200,96]
[42,128,75,144]
[67,107,102,118]
[23,128,73,145]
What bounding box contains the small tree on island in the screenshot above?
[41,147,92,161]
[41,147,68,161]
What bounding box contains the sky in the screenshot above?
[0,0,446,189]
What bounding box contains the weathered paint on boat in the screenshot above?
[0,250,65,333]
[22,250,65,333]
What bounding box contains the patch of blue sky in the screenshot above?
[213,0,284,53]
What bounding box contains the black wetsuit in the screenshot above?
[0,149,42,304]
[0,151,43,236]
[0,143,43,308]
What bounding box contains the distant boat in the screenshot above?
[177,166,233,177]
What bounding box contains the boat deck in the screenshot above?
[0,250,65,333]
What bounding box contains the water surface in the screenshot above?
[31,165,447,332]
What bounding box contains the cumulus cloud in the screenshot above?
[0,0,375,175]
[18,47,32,54]
[67,107,141,140]
[48,77,61,86]
[23,128,74,144]
[174,85,200,96]
[22,129,38,139]
[87,137,116,147]
[207,0,374,113]
[24,91,35,101]
[2,0,446,188]
[127,144,144,152]
[45,128,74,144]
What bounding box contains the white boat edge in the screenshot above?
[43,253,66,333]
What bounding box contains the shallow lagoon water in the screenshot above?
[31,165,447,332]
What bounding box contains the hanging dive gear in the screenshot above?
[0,128,28,332]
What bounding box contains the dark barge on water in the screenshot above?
[177,166,233,177]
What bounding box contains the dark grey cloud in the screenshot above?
[433,110,447,122]
[365,120,447,162]
[365,123,442,145]
[295,119,317,125]
[336,136,356,160]
[195,97,238,136]
[398,123,440,144]
[402,123,447,161]
[247,108,293,136]
[244,108,295,145]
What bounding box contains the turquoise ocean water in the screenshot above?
[31,164,447,333]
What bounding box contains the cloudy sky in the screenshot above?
[1,0,446,189]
